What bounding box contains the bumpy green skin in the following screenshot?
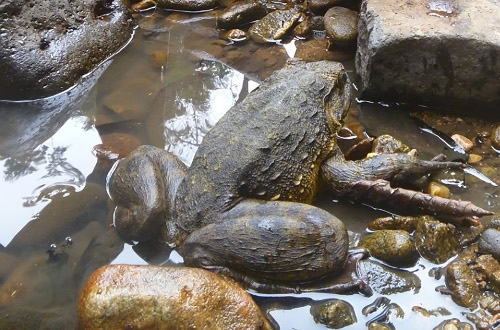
[172,60,351,245]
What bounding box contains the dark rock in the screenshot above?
[414,217,460,264]
[359,230,419,267]
[478,228,500,261]
[78,265,273,329]
[310,299,357,328]
[216,0,267,29]
[433,318,474,330]
[308,0,347,15]
[491,126,500,150]
[0,0,134,100]
[356,0,500,113]
[324,6,359,47]
[357,259,421,294]
[157,0,220,11]
[248,9,302,43]
[444,247,481,309]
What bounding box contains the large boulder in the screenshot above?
[356,0,500,113]
[0,0,134,100]
[78,265,273,329]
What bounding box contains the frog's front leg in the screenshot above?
[178,199,370,295]
[320,147,493,222]
[107,145,187,243]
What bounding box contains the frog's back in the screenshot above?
[174,60,348,238]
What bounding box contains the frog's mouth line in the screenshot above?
[325,71,352,136]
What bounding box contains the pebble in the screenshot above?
[451,134,474,152]
[427,181,450,198]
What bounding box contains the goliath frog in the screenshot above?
[108,60,491,293]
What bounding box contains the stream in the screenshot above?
[1,9,500,329]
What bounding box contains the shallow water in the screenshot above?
[1,9,500,329]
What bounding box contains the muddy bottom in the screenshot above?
[1,10,499,329]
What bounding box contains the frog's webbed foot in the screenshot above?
[321,153,493,222]
[107,145,187,243]
[193,249,372,296]
[300,249,372,296]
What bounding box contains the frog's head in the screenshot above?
[322,62,352,135]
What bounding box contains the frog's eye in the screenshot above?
[340,73,348,83]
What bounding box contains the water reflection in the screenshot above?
[164,60,246,165]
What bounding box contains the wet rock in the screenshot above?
[359,230,419,267]
[310,15,325,30]
[310,299,357,328]
[293,19,313,38]
[156,0,220,11]
[467,154,482,164]
[372,134,410,154]
[445,247,481,309]
[451,134,473,152]
[368,322,395,330]
[357,259,421,294]
[426,181,450,198]
[472,254,500,294]
[78,265,273,329]
[324,7,359,48]
[356,0,500,112]
[456,222,484,247]
[414,216,460,264]
[308,0,347,15]
[478,228,500,261]
[0,0,134,100]
[248,10,302,43]
[225,29,249,42]
[491,126,500,150]
[216,0,267,29]
[433,318,474,330]
[367,215,419,232]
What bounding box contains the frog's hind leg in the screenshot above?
[320,151,492,223]
[107,145,187,243]
[178,199,370,294]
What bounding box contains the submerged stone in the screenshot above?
[356,0,500,113]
